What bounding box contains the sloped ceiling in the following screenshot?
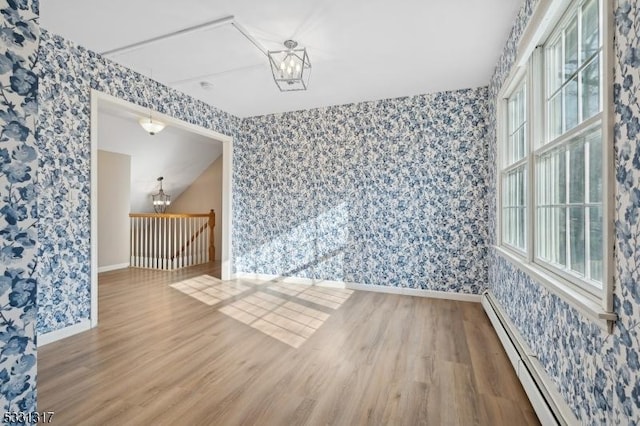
[40,0,522,118]
[98,104,223,213]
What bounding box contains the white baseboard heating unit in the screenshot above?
[481,291,579,426]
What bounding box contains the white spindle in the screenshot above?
[142,217,146,268]
[180,217,185,268]
[136,217,140,267]
[137,217,140,267]
[130,217,134,266]
[198,217,202,264]
[132,217,136,267]
[201,217,205,263]
[171,217,175,270]
[188,217,193,267]
[130,217,134,267]
[151,217,155,269]
[138,217,142,267]
[161,216,166,270]
[155,216,159,269]
[153,217,157,269]
[146,217,150,268]
[186,217,191,266]
[157,218,161,270]
[196,217,200,265]
[147,217,151,268]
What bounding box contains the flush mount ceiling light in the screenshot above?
[139,68,166,135]
[268,40,311,92]
[138,115,166,135]
[138,96,165,135]
[152,176,171,213]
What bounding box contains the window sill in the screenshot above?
[493,245,616,332]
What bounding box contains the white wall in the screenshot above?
[168,156,222,260]
[98,150,131,269]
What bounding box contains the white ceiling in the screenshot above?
[41,0,522,118]
[98,103,223,213]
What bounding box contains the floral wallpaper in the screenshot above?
[488,0,640,423]
[13,0,637,422]
[0,0,39,415]
[235,88,489,293]
[36,30,238,334]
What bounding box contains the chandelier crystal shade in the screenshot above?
[152,176,171,213]
[268,40,311,92]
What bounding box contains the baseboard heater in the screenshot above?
[481,291,579,426]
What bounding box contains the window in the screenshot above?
[502,80,527,252]
[498,0,613,323]
[537,0,604,293]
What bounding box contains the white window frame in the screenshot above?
[496,0,615,331]
[499,72,529,256]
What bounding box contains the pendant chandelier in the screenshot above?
[102,18,313,94]
[152,176,171,213]
[268,40,311,92]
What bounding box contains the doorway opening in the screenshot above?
[90,90,234,328]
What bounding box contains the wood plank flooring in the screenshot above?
[38,264,539,425]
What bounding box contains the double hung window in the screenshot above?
[498,0,613,323]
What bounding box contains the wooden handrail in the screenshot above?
[129,213,211,218]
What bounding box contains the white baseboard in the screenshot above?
[98,263,130,273]
[346,282,482,302]
[482,291,578,425]
[234,273,482,302]
[37,319,92,346]
[235,273,346,289]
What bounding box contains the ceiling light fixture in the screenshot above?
[138,115,166,135]
[152,176,171,213]
[268,40,311,92]
[103,18,312,94]
[139,68,166,135]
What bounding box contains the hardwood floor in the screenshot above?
[38,264,539,425]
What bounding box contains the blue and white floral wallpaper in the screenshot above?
[488,0,640,423]
[0,0,39,414]
[235,89,489,293]
[2,0,636,421]
[36,30,238,334]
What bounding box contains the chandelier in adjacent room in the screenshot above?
[152,176,171,213]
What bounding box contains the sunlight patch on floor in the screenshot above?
[170,275,250,306]
[267,282,353,309]
[170,275,353,348]
[220,286,351,348]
